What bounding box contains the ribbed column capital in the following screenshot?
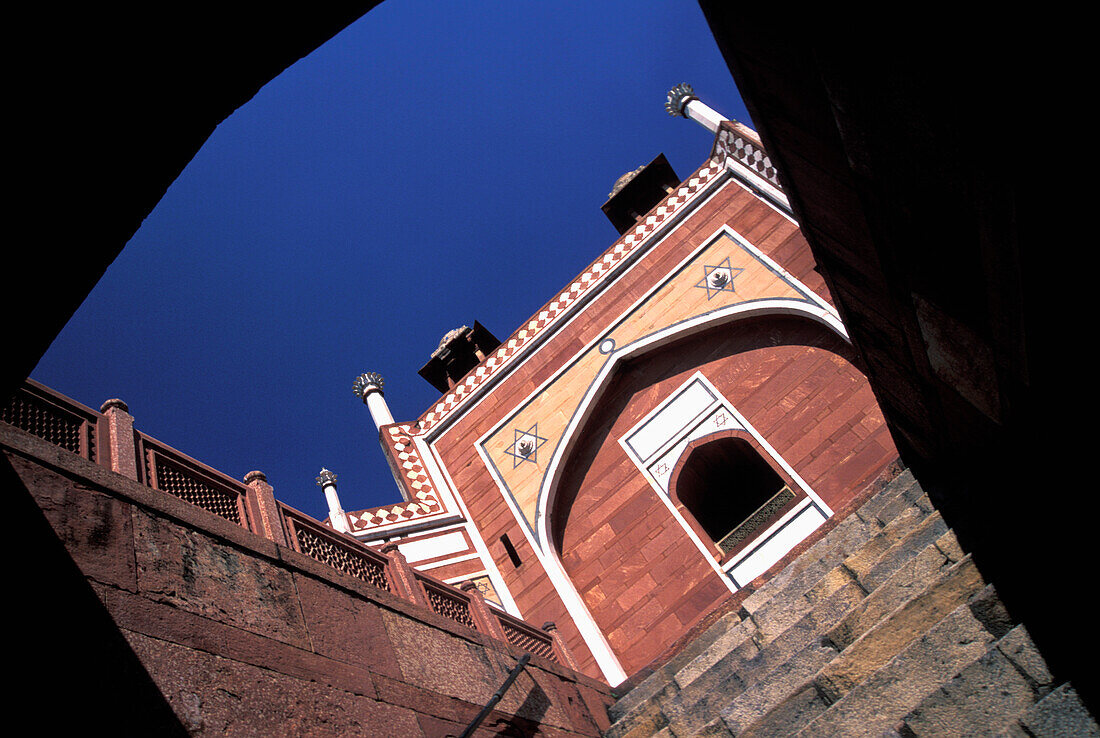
[665,82,698,117]
[352,372,385,399]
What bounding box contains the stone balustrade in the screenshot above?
[2,378,573,669]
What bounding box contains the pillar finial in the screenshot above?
[316,467,350,533]
[665,83,726,133]
[352,372,385,399]
[100,398,130,413]
[665,83,697,118]
[354,372,396,430]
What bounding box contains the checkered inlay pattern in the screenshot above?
[409,160,724,435]
[345,424,443,532]
[714,123,782,189]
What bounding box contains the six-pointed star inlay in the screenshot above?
[695,257,743,299]
[504,424,549,468]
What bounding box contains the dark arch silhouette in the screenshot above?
[8,2,381,395]
[8,5,381,729]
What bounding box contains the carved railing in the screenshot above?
[281,504,394,593]
[2,379,575,669]
[138,433,251,528]
[284,508,572,666]
[2,380,100,463]
[499,617,557,662]
[717,484,798,556]
[421,578,478,629]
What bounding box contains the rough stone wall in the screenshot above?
[603,470,1099,737]
[3,425,612,737]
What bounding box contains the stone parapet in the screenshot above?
[3,418,613,735]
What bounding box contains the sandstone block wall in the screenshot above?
[3,424,612,737]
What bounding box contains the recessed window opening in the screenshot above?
[675,437,793,555]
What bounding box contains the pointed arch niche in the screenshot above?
[666,429,813,569]
[543,310,896,676]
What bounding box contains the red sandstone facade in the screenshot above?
[341,120,899,685]
[3,112,900,711]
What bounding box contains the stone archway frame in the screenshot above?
[532,298,849,685]
[619,372,832,590]
[664,426,810,561]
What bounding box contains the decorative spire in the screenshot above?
[665,83,726,134]
[352,372,385,398]
[354,371,396,429]
[316,467,349,533]
[665,83,698,118]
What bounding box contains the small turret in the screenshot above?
[417,321,501,393]
[601,153,681,235]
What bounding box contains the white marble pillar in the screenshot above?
[352,372,395,430]
[315,468,350,534]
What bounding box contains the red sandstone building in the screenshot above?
[6,85,1093,734]
[326,88,899,686]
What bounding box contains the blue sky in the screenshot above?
[32,1,751,521]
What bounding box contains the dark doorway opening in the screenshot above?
[674,436,793,554]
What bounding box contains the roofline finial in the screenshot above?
[665,83,698,118]
[665,83,727,133]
